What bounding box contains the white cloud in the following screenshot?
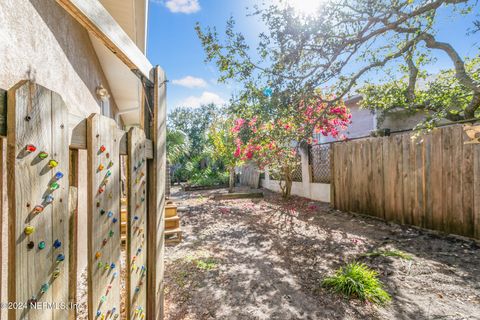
[180,91,225,108]
[172,76,207,88]
[157,0,200,14]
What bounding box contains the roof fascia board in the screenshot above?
[55,0,154,81]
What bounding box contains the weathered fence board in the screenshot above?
[7,81,69,320]
[127,127,147,319]
[147,66,167,320]
[87,114,121,319]
[0,89,6,136]
[239,164,260,188]
[332,124,480,239]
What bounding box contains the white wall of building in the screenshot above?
[260,147,331,203]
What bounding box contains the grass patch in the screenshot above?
[362,249,413,260]
[194,258,217,271]
[174,270,190,287]
[323,262,391,305]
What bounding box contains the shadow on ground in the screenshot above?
[164,187,480,320]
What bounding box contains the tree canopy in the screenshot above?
[196,0,480,124]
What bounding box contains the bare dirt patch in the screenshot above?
[164,187,480,320]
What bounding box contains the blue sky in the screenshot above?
[146,0,480,112]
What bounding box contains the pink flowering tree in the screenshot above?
[232,96,351,198]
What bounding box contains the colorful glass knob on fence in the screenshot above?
[98,164,104,171]
[102,238,107,246]
[108,161,113,168]
[38,151,48,159]
[55,172,64,180]
[100,209,105,215]
[100,145,106,153]
[95,252,102,259]
[53,268,60,279]
[50,182,60,191]
[33,205,44,213]
[41,283,49,293]
[45,195,54,203]
[24,225,35,235]
[38,241,46,250]
[56,254,65,262]
[49,159,58,168]
[107,211,113,218]
[101,295,107,303]
[98,262,103,268]
[98,187,104,194]
[28,296,37,306]
[113,272,118,278]
[110,263,115,269]
[106,170,111,177]
[109,230,114,237]
[133,216,139,221]
[25,144,37,152]
[27,241,35,249]
[53,239,61,249]
[112,218,118,223]
[96,310,101,317]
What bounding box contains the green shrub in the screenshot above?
[187,167,228,187]
[323,262,391,305]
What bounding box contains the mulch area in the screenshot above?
[164,187,480,320]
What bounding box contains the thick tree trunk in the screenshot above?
[280,166,293,199]
[228,167,235,193]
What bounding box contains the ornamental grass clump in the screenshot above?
[323,262,391,305]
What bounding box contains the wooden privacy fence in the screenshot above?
[331,124,480,239]
[2,78,166,320]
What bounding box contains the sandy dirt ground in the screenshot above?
[164,187,480,320]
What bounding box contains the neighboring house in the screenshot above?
[314,95,429,143]
[0,1,165,319]
[262,94,430,202]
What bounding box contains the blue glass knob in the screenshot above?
[56,254,65,262]
[55,172,64,180]
[112,218,118,223]
[45,195,54,203]
[53,239,61,249]
[41,283,49,293]
[107,211,113,218]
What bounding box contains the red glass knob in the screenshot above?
[25,144,37,152]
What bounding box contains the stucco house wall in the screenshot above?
[0,1,123,316]
[0,0,118,119]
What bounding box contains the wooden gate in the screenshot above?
[2,78,166,320]
[127,127,147,319]
[86,114,122,319]
[7,81,70,320]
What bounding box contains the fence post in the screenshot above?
[330,143,335,206]
[147,66,167,320]
[300,146,311,198]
